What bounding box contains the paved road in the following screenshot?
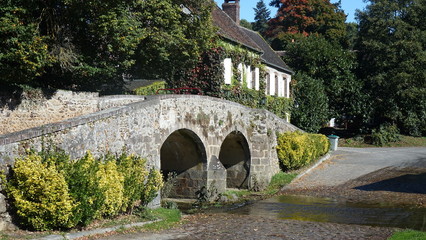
[288,147,426,189]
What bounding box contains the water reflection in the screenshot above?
[227,195,426,231]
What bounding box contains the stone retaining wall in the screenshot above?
[0,89,145,135]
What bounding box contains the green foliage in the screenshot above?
[4,152,75,231]
[64,152,105,226]
[116,153,148,213]
[388,230,426,240]
[266,96,293,120]
[285,35,368,127]
[276,131,329,171]
[240,19,253,30]
[222,86,261,108]
[133,81,167,96]
[141,168,164,206]
[134,0,216,84]
[173,47,226,97]
[142,208,181,231]
[371,124,401,146]
[267,172,298,192]
[0,6,50,85]
[1,0,215,93]
[290,73,329,133]
[96,159,124,218]
[4,148,163,230]
[253,0,271,35]
[356,0,426,136]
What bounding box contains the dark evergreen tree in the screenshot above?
[252,0,271,35]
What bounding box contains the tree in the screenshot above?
[0,0,215,93]
[0,4,51,86]
[291,73,329,133]
[252,0,271,35]
[285,35,369,129]
[240,19,253,30]
[268,0,347,46]
[356,0,426,136]
[345,22,359,49]
[133,0,216,87]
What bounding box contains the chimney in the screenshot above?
[222,0,240,25]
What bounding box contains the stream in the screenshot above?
[226,194,426,231]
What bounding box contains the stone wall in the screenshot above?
[0,89,145,135]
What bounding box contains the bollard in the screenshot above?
[328,135,339,151]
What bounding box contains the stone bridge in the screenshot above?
[0,95,298,201]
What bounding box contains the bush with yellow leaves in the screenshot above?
[277,131,329,170]
[4,152,75,231]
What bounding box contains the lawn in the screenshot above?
[339,135,426,148]
[388,230,426,240]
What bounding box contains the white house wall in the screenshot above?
[223,58,232,85]
[265,66,291,98]
[222,59,290,98]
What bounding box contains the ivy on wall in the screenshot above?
[135,39,293,120]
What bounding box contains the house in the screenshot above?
[213,0,294,98]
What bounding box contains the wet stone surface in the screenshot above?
[163,213,394,240]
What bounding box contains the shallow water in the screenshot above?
[227,195,426,231]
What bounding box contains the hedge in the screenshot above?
[276,131,329,171]
[3,150,163,230]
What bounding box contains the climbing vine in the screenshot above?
[148,39,292,119]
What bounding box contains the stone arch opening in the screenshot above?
[160,129,207,199]
[219,131,251,189]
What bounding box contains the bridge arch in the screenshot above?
[160,128,207,198]
[219,130,251,189]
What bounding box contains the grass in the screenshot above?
[0,208,181,240]
[339,135,426,148]
[266,172,298,195]
[388,230,426,240]
[141,208,181,231]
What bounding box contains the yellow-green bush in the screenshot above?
[141,168,164,206]
[96,160,124,217]
[4,149,164,230]
[276,131,329,170]
[63,152,105,226]
[117,153,149,212]
[5,152,75,231]
[134,81,166,95]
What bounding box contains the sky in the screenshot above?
[215,0,368,23]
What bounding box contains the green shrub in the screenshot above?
[276,131,329,171]
[266,96,293,120]
[5,152,75,231]
[116,153,149,213]
[96,159,124,218]
[134,81,166,95]
[141,168,164,206]
[63,152,105,226]
[4,149,163,230]
[371,123,401,146]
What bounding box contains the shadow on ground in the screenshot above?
[354,172,426,194]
